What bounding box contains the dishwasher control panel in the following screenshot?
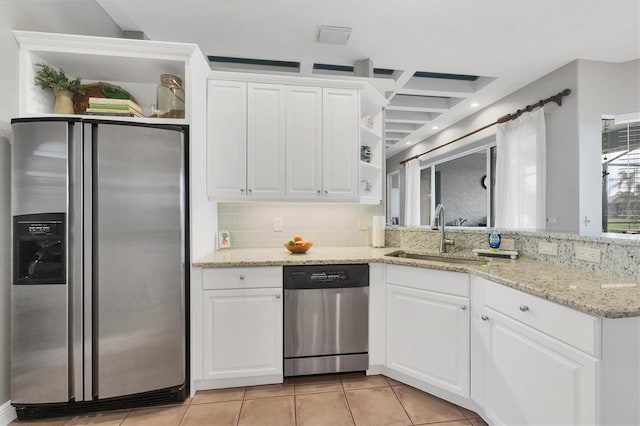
[284,264,369,289]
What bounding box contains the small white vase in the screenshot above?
[53,89,75,114]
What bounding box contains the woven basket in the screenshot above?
[73,82,138,114]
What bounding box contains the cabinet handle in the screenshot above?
[276,294,281,299]
[239,275,245,280]
[519,305,529,312]
[481,314,489,321]
[324,190,328,194]
[460,305,467,310]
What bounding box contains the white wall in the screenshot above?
[0,0,121,408]
[388,59,639,234]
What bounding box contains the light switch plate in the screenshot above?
[538,242,558,256]
[575,246,600,263]
[273,216,283,232]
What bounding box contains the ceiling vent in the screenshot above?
[317,26,352,45]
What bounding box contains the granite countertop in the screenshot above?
[193,246,640,319]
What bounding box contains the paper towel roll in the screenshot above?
[372,215,385,247]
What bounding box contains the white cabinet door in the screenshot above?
[285,86,323,199]
[202,288,283,380]
[247,83,285,198]
[386,283,470,397]
[482,308,597,426]
[206,80,247,199]
[322,88,359,201]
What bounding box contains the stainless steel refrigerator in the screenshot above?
[10,118,188,419]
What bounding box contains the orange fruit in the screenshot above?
[295,240,305,246]
[293,235,303,242]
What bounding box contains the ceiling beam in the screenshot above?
[386,131,409,139]
[386,123,419,132]
[386,94,451,112]
[385,110,435,123]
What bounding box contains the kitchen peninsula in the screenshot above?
[192,238,640,426]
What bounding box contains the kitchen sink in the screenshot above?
[384,250,488,265]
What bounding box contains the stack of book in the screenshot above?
[85,97,144,117]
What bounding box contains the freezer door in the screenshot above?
[10,120,73,404]
[92,123,185,399]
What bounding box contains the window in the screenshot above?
[602,115,640,234]
[419,146,495,228]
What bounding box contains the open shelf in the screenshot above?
[14,31,200,120]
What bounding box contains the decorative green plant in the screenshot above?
[34,63,84,94]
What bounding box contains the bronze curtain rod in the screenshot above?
[399,88,572,166]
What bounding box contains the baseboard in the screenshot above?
[0,400,17,426]
[193,374,283,392]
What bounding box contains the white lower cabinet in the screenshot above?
[202,287,283,381]
[482,307,597,426]
[385,265,470,398]
[474,276,599,426]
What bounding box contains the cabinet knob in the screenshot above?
[317,190,321,195]
[481,314,489,321]
[519,305,529,312]
[276,294,281,299]
[460,305,467,310]
[248,189,252,193]
[324,190,328,194]
[240,188,244,192]
[239,275,245,280]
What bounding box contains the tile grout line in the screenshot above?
[176,404,188,426]
[340,383,357,426]
[389,384,416,425]
[236,388,246,426]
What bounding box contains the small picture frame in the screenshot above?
[218,230,231,249]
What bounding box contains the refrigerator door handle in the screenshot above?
[82,122,94,400]
[70,122,84,402]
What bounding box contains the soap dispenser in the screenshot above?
[489,228,501,250]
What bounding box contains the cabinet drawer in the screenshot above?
[484,280,601,357]
[203,267,282,290]
[386,264,469,297]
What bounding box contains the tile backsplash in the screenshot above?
[217,203,382,249]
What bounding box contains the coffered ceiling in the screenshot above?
[96,0,640,158]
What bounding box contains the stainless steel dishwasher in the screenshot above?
[284,264,369,377]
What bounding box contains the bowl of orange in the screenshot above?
[284,235,313,253]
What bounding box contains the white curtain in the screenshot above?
[404,159,421,226]
[495,108,546,230]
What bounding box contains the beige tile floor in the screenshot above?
[12,373,488,426]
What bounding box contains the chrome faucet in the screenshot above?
[432,204,455,253]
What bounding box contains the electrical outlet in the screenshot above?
[538,242,558,256]
[273,216,283,232]
[575,246,600,263]
[501,238,515,251]
[359,216,368,231]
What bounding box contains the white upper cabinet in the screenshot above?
[322,88,359,201]
[206,80,247,198]
[205,75,384,203]
[247,83,286,198]
[285,86,323,199]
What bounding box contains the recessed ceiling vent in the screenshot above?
[317,25,352,45]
